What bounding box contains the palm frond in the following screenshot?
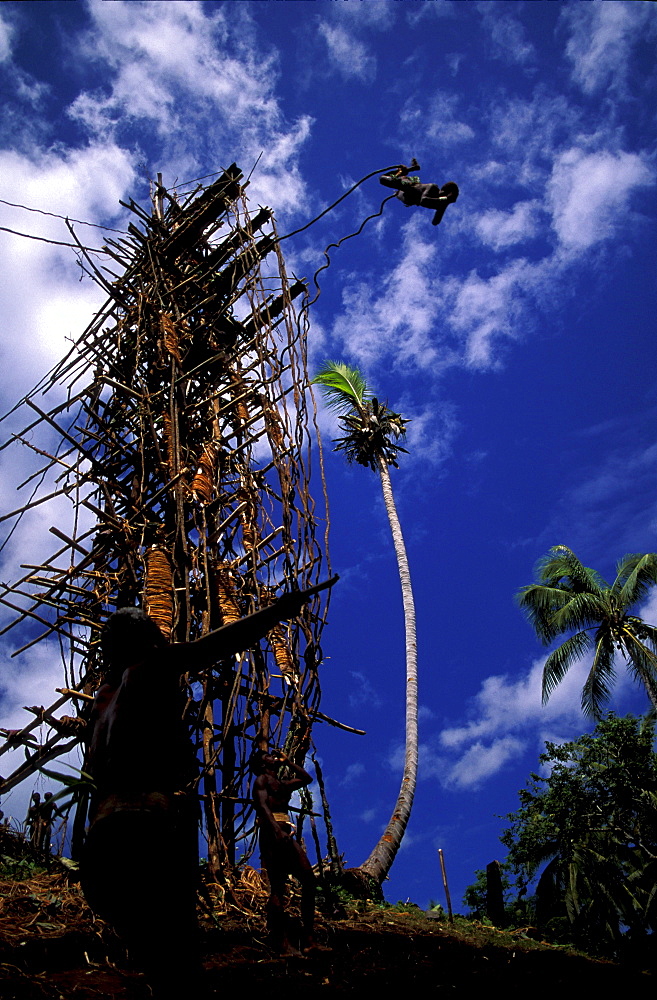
[311,361,370,415]
[582,631,617,719]
[621,629,657,713]
[516,584,588,643]
[548,592,610,637]
[314,363,410,471]
[614,552,657,608]
[537,545,607,594]
[542,630,592,703]
[628,619,657,654]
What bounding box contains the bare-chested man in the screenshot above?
[380,164,459,226]
[251,747,319,955]
[81,576,337,988]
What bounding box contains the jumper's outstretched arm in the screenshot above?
[180,575,338,668]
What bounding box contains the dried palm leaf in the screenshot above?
[144,546,175,639]
[269,623,299,686]
[263,402,284,448]
[190,442,217,503]
[160,312,182,364]
[214,565,241,625]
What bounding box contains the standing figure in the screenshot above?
[25,792,44,850]
[81,576,336,989]
[37,792,62,854]
[251,747,319,955]
[380,164,459,225]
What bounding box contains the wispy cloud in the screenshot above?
[477,2,536,66]
[400,90,475,149]
[348,671,383,711]
[0,9,14,63]
[69,0,312,215]
[475,200,541,250]
[530,434,657,561]
[317,22,376,83]
[562,1,656,97]
[547,147,654,252]
[330,216,450,373]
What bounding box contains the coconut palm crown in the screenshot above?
[517,545,657,719]
[311,360,416,886]
[312,361,409,471]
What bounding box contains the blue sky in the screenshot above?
[0,0,655,909]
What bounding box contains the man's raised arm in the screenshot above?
[182,575,338,669]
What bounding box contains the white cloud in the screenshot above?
[446,256,543,369]
[0,144,135,397]
[74,0,277,130]
[400,90,475,150]
[563,1,656,96]
[0,9,14,63]
[331,217,448,373]
[478,3,536,66]
[439,657,585,752]
[69,0,311,218]
[318,22,376,83]
[548,147,654,251]
[475,200,541,250]
[444,736,525,789]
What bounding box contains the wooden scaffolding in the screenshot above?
[0,163,343,878]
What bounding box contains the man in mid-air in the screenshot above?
[380,162,459,226]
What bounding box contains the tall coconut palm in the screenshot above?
[517,545,657,718]
[312,361,416,885]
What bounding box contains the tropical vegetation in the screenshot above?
[311,361,416,885]
[517,546,657,718]
[483,715,657,962]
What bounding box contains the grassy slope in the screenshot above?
[0,864,651,998]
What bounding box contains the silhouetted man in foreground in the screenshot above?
[81,576,337,989]
[380,163,459,225]
[251,747,319,955]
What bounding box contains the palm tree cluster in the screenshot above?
[517,546,657,718]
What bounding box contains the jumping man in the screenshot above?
[380,163,459,226]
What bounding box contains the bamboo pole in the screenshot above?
[438,848,454,923]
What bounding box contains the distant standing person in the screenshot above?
[25,792,43,850]
[81,576,337,989]
[251,747,319,955]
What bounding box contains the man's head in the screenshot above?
[101,607,167,677]
[249,747,281,775]
[441,182,459,203]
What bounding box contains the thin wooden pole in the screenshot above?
[438,847,453,923]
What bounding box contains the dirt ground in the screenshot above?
[0,866,652,998]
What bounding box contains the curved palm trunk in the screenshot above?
[360,455,418,884]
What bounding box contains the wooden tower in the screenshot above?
[0,164,344,879]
